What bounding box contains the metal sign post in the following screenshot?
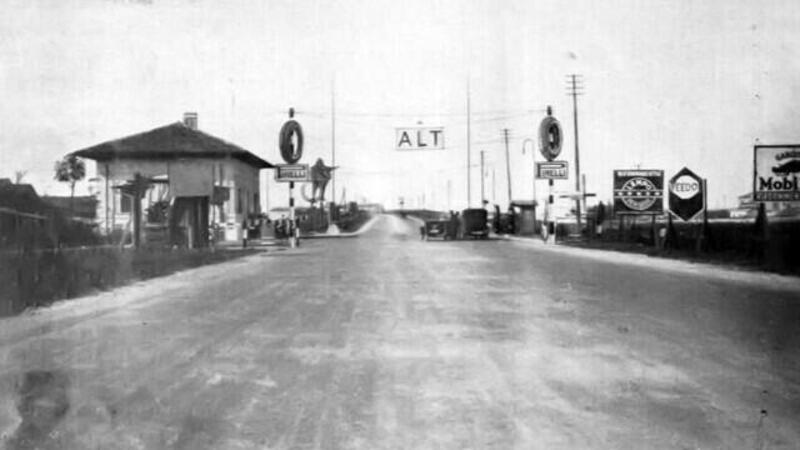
[288,181,296,248]
[538,106,563,243]
[279,108,304,248]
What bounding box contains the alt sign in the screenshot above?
[395,127,444,150]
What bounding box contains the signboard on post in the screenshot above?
[275,164,309,183]
[535,161,569,179]
[395,127,444,150]
[753,145,800,202]
[668,167,705,221]
[613,170,664,215]
[538,114,562,162]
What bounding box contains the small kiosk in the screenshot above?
[510,200,538,236]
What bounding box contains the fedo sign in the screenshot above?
[668,167,705,222]
[671,174,701,199]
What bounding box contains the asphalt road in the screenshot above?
[1,214,798,449]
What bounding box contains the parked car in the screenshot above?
[424,220,449,240]
[461,208,489,239]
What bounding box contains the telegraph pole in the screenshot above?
[331,79,336,209]
[480,150,486,205]
[503,128,512,206]
[466,79,472,207]
[567,74,584,232]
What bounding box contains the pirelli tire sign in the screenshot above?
[754,145,800,202]
[613,170,664,215]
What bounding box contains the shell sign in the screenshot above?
[754,145,800,202]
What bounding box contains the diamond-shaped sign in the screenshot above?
[668,167,705,221]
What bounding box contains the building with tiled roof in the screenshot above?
[72,113,273,247]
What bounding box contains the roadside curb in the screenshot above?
[502,234,800,291]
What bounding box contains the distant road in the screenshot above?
[1,214,798,449]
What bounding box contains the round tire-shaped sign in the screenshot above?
[539,116,562,161]
[279,120,304,164]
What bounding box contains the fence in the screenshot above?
[575,215,800,275]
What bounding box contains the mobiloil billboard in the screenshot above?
[754,145,800,202]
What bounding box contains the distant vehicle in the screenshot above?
[424,220,449,240]
[493,213,516,234]
[461,208,489,239]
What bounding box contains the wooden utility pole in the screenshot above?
[480,150,486,204]
[466,79,472,207]
[503,128,512,206]
[331,79,336,208]
[567,74,584,232]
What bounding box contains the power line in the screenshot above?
[268,108,542,120]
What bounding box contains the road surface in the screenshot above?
[1,214,798,449]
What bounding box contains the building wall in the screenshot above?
[94,157,261,242]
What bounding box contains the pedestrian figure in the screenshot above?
[447,211,458,240]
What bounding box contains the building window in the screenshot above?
[254,193,260,213]
[236,188,242,214]
[120,194,132,213]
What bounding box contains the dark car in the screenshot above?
[424,220,448,240]
[461,208,489,239]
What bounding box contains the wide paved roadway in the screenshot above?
[1,214,798,449]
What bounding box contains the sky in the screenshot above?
[1,0,799,211]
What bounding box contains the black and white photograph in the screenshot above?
[1,0,799,448]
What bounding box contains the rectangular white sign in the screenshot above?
[395,127,444,150]
[275,164,309,183]
[535,161,569,179]
[753,145,800,202]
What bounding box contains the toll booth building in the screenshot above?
[73,114,273,247]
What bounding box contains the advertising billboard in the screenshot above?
[613,169,664,215]
[668,167,705,221]
[753,145,800,202]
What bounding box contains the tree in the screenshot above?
[54,154,86,212]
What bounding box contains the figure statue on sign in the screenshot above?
[310,158,337,203]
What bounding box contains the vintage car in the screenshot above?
[461,208,489,239]
[423,220,449,240]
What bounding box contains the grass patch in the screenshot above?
[0,247,257,317]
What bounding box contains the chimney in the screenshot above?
[183,112,198,130]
